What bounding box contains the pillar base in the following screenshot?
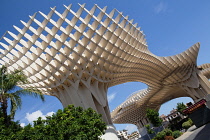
[100,125,119,140]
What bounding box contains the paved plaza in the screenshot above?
[176,123,210,140]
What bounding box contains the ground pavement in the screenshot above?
[176,123,210,140]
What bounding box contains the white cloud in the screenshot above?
[125,124,138,134]
[154,2,167,14]
[25,110,55,123]
[46,111,55,117]
[26,110,45,123]
[20,123,25,127]
[108,92,117,103]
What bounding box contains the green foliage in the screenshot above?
[14,105,106,140]
[146,108,163,127]
[182,118,193,130]
[145,124,154,134]
[172,130,182,139]
[188,118,193,125]
[0,65,44,125]
[176,102,187,114]
[0,111,22,139]
[182,121,191,129]
[153,131,165,140]
[163,129,172,136]
[152,129,181,140]
[145,124,150,129]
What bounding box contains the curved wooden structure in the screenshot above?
[0,4,210,137]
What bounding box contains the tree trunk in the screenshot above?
[1,97,9,126]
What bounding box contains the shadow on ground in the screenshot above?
[184,123,210,140]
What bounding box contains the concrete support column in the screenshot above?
[198,73,210,94]
[54,81,119,139]
[101,125,119,140]
[55,81,110,123]
[183,87,198,101]
[136,118,150,137]
[137,126,147,137]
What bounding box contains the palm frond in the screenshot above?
[0,66,28,92]
[13,88,45,102]
[9,93,22,119]
[3,92,22,119]
[12,69,28,84]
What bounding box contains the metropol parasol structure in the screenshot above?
[0,3,210,139]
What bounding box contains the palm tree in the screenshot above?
[0,65,45,126]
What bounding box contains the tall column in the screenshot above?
[198,72,210,95]
[54,80,119,139]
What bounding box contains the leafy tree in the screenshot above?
[0,110,22,139]
[0,65,44,126]
[152,129,176,140]
[153,131,165,140]
[172,130,182,139]
[164,129,172,136]
[15,105,106,140]
[146,108,163,127]
[176,102,187,114]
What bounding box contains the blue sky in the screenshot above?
[1,0,210,134]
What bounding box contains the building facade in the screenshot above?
[128,131,140,140]
[117,130,129,140]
